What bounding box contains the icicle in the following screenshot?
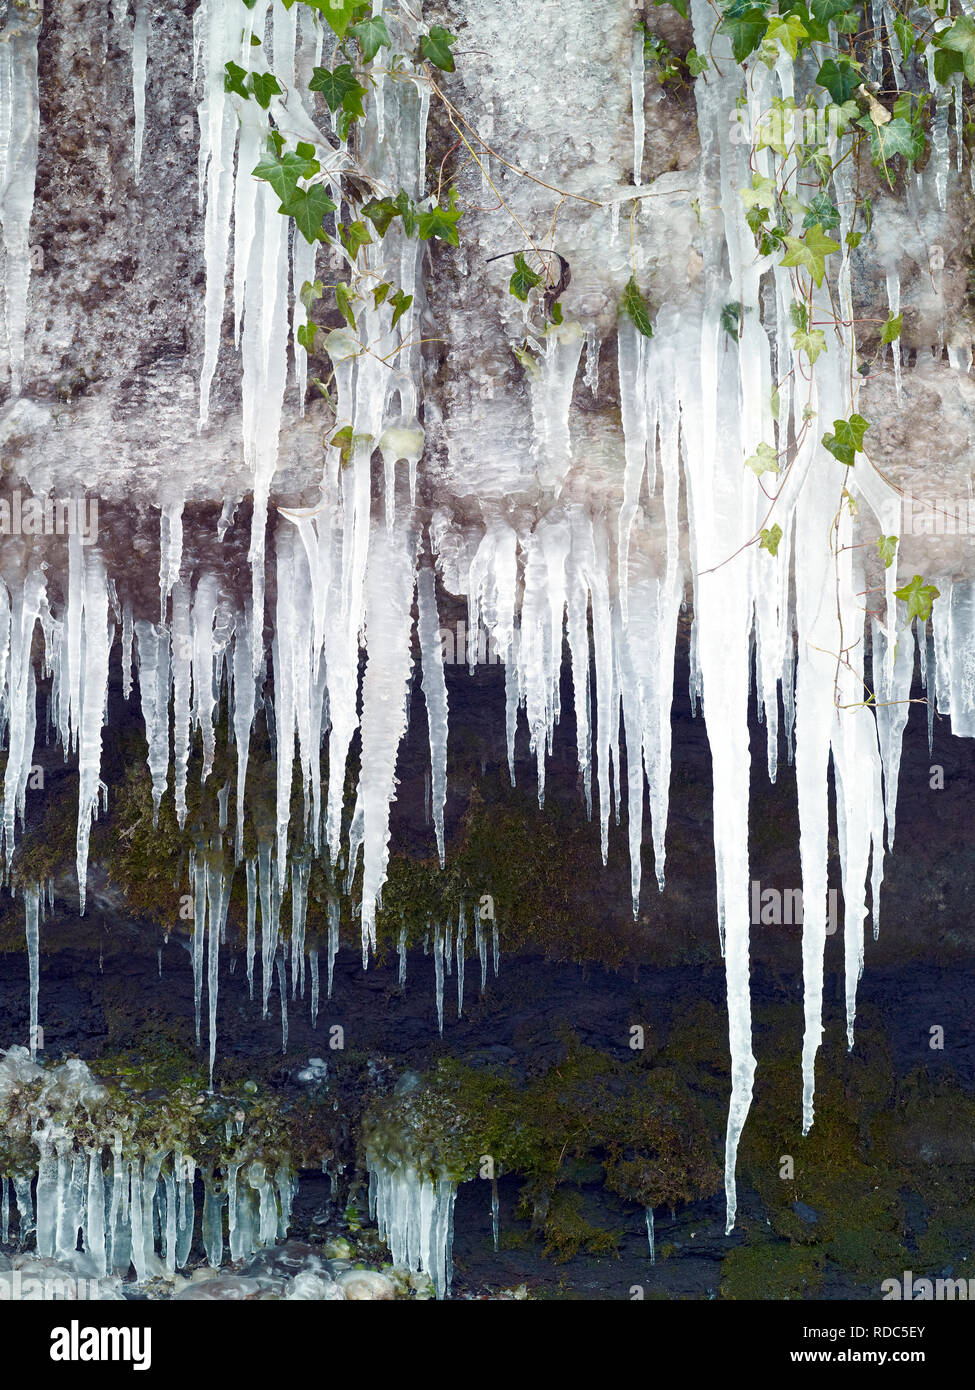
[277,949,288,1054]
[131,0,148,179]
[0,1,41,396]
[24,883,39,1059]
[310,947,319,1026]
[75,552,111,915]
[885,268,902,405]
[417,563,448,866]
[367,1152,457,1300]
[646,1207,655,1265]
[631,23,645,186]
[456,902,466,1019]
[434,922,444,1035]
[327,894,339,999]
[245,857,257,999]
[398,925,407,986]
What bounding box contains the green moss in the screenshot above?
[721,1238,824,1300]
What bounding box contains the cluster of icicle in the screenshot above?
[0,1047,293,1280]
[367,1152,455,1301]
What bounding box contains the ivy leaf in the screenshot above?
[654,0,688,17]
[282,185,336,244]
[549,301,564,325]
[306,0,370,39]
[741,173,777,211]
[760,524,783,556]
[224,61,250,99]
[249,71,282,109]
[936,15,975,84]
[420,25,457,72]
[296,321,318,354]
[816,55,861,103]
[509,252,544,302]
[348,14,391,62]
[892,13,915,64]
[802,194,839,231]
[792,325,827,363]
[393,190,419,238]
[810,0,851,22]
[745,441,780,477]
[329,425,355,468]
[877,535,898,569]
[310,63,367,115]
[300,278,324,313]
[621,276,654,338]
[766,12,808,59]
[338,220,373,257]
[721,302,743,338]
[389,289,413,328]
[418,187,464,246]
[361,197,400,236]
[894,574,941,623]
[780,223,840,288]
[858,115,925,177]
[334,282,357,330]
[252,149,318,205]
[880,312,903,344]
[846,230,863,249]
[372,281,391,308]
[719,8,769,63]
[822,413,869,465]
[686,49,709,76]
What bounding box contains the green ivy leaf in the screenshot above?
[348,14,391,62]
[792,325,827,363]
[745,441,780,477]
[892,13,915,64]
[877,535,898,569]
[822,413,869,465]
[815,55,861,103]
[780,223,840,288]
[894,573,941,623]
[335,282,357,330]
[418,187,464,246]
[372,282,391,308]
[766,12,808,58]
[686,49,709,76]
[249,71,282,109]
[935,15,975,83]
[721,302,743,338]
[389,289,413,328]
[361,197,400,236]
[281,185,336,244]
[310,63,368,115]
[224,61,250,99]
[741,173,777,212]
[621,275,654,338]
[803,194,840,231]
[338,220,373,257]
[252,148,319,205]
[654,0,688,18]
[306,0,370,39]
[858,115,926,180]
[300,279,324,312]
[509,252,544,302]
[760,524,783,556]
[719,8,769,64]
[420,25,457,72]
[549,301,564,325]
[296,321,319,354]
[393,190,419,238]
[880,312,903,344]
